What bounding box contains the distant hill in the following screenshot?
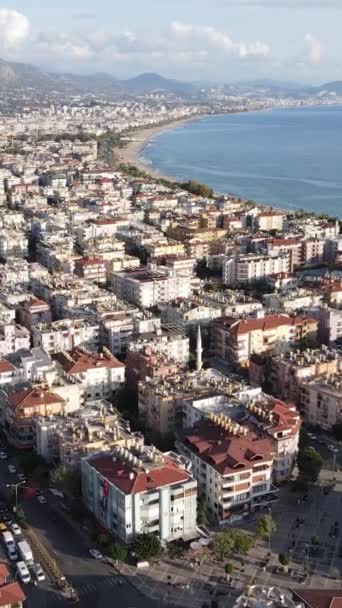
[313,81,342,96]
[0,58,198,98]
[0,56,341,100]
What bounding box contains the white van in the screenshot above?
[2,531,15,549]
[16,561,31,584]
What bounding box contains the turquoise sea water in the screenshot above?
[140,105,342,217]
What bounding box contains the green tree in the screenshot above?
[178,180,214,198]
[197,496,208,526]
[133,533,161,561]
[108,542,128,562]
[50,466,81,499]
[213,529,253,561]
[224,562,233,580]
[97,533,111,547]
[255,515,277,549]
[297,447,323,483]
[279,552,290,566]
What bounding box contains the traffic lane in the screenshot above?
[22,497,165,608]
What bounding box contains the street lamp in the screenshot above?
[6,480,26,512]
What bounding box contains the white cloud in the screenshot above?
[304,33,322,65]
[170,21,270,58]
[0,9,30,49]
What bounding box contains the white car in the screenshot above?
[37,495,47,504]
[8,465,16,474]
[328,445,339,453]
[0,453,7,460]
[16,561,31,584]
[17,473,26,481]
[89,548,102,560]
[10,523,21,536]
[33,563,45,582]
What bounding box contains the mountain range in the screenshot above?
[0,57,341,99]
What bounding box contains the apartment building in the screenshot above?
[211,314,318,367]
[0,324,31,356]
[176,417,275,525]
[81,446,197,544]
[308,307,342,345]
[1,386,66,449]
[254,211,284,232]
[223,253,290,286]
[18,298,52,330]
[0,231,28,260]
[110,266,191,308]
[302,238,325,265]
[300,376,342,430]
[249,347,341,402]
[267,238,303,271]
[126,346,182,391]
[74,257,107,285]
[130,324,189,365]
[32,318,101,354]
[101,313,134,355]
[54,347,125,400]
[35,400,144,465]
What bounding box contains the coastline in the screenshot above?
[115,114,209,181]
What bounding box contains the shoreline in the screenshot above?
[116,114,206,181]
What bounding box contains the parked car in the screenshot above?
[16,561,31,584]
[8,465,16,474]
[0,522,7,532]
[33,563,45,582]
[7,545,18,561]
[0,452,8,460]
[89,549,102,560]
[17,473,26,481]
[37,495,47,504]
[10,523,21,537]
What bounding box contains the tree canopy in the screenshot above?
[297,447,323,483]
[108,542,128,562]
[178,180,214,198]
[255,515,277,540]
[50,466,82,499]
[213,529,253,561]
[133,533,161,561]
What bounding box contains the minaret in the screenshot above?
[196,324,203,372]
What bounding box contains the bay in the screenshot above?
[140,105,342,218]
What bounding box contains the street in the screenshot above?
[0,459,170,608]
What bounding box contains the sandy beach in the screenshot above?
[115,115,207,181]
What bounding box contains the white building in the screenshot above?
[32,318,101,354]
[0,324,30,356]
[81,446,197,544]
[223,253,290,286]
[0,231,28,260]
[110,266,191,308]
[54,347,125,400]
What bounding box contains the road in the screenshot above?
[0,460,171,608]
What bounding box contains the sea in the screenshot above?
[140,105,342,218]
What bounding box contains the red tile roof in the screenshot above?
[0,360,16,374]
[8,387,65,411]
[184,421,273,475]
[26,297,49,309]
[76,257,105,267]
[54,347,124,374]
[0,581,26,606]
[0,565,9,583]
[215,314,317,336]
[89,454,190,495]
[292,589,342,608]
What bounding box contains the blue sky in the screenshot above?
[0,1,341,83]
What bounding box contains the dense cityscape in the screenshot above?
[0,78,342,608]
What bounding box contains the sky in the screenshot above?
[0,1,341,83]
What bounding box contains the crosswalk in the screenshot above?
[75,575,124,598]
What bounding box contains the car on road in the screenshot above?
[8,465,16,474]
[17,473,26,481]
[7,545,18,561]
[16,561,31,584]
[33,562,45,582]
[0,522,7,532]
[328,444,339,453]
[89,548,102,560]
[0,452,7,460]
[37,495,47,504]
[10,523,21,536]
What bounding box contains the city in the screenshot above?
[0,22,342,608]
